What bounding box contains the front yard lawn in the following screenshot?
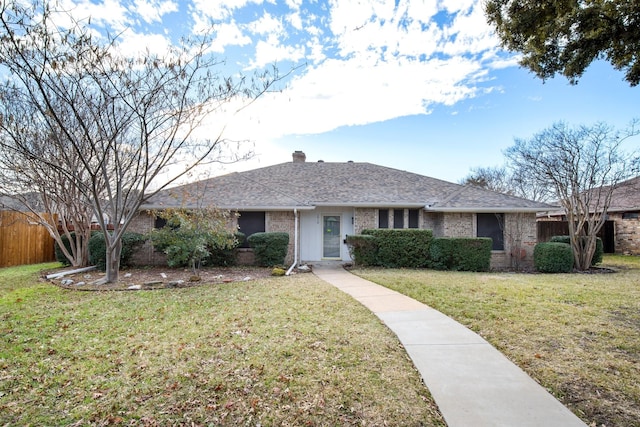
[0,263,444,426]
[353,254,640,427]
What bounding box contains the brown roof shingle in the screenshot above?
[143,161,555,212]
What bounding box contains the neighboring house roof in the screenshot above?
[142,153,555,213]
[603,176,640,212]
[0,193,45,212]
[542,176,640,217]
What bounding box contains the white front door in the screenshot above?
[322,215,341,258]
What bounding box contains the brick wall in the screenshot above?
[128,211,167,266]
[266,211,295,265]
[423,212,444,236]
[443,212,474,237]
[611,213,640,254]
[354,208,377,233]
[502,212,537,270]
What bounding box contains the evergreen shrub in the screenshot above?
[247,232,289,267]
[430,237,492,272]
[549,235,603,265]
[345,234,379,266]
[534,242,574,273]
[89,232,146,271]
[361,229,433,268]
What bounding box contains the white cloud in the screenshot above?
[210,21,252,52]
[60,0,130,32]
[116,32,172,57]
[248,13,284,35]
[191,0,265,21]
[133,0,178,24]
[55,0,517,176]
[250,35,307,68]
[193,0,507,148]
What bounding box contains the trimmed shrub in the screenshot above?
[361,229,433,268]
[89,232,146,271]
[345,234,379,266]
[206,232,244,267]
[534,242,574,273]
[550,235,603,266]
[247,232,289,267]
[430,237,492,272]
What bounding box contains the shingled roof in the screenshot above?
[143,156,555,213]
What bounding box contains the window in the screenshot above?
[477,213,504,250]
[378,209,389,228]
[408,209,419,228]
[154,216,167,229]
[622,212,639,220]
[393,209,404,229]
[237,211,265,248]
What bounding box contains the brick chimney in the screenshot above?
[292,150,306,163]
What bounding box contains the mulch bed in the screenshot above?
[43,265,277,291]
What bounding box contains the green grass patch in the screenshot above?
[353,254,640,427]
[0,263,444,426]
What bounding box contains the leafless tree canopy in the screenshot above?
[505,121,640,270]
[0,0,281,281]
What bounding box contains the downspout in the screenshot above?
[286,208,299,276]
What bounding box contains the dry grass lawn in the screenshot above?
[0,263,444,426]
[353,254,640,427]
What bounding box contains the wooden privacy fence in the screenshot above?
[0,211,56,268]
[537,220,615,253]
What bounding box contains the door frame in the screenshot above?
[322,214,342,259]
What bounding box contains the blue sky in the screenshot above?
[64,0,639,183]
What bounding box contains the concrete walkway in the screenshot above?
[312,264,587,427]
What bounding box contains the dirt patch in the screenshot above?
[43,266,277,291]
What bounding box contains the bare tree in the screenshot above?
[460,166,512,194]
[461,165,553,202]
[505,121,640,270]
[0,88,96,267]
[0,0,280,282]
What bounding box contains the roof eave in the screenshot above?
[140,204,316,211]
[426,207,556,213]
[312,202,427,208]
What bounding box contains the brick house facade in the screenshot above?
[138,151,553,270]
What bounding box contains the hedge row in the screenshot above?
[347,229,492,272]
[361,229,432,268]
[430,237,492,272]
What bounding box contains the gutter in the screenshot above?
[139,204,315,211]
[424,206,557,213]
[286,208,299,276]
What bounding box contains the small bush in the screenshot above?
[361,229,433,268]
[271,267,286,276]
[206,232,244,267]
[248,232,289,267]
[345,234,379,266]
[89,232,146,271]
[534,242,574,273]
[550,235,603,266]
[430,238,492,272]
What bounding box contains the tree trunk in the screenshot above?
[104,237,122,283]
[571,233,596,271]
